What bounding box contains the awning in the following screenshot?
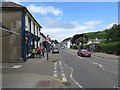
[25,31,40,41]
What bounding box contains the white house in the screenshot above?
[61,38,71,48]
[87,38,104,45]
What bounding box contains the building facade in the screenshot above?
[1,2,42,63]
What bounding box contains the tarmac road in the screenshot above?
[60,48,118,88]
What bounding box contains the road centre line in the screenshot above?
[91,62,105,70]
[64,64,83,88]
[54,71,57,73]
[76,55,118,75]
[61,73,66,77]
[61,67,63,70]
[61,70,64,73]
[59,61,68,82]
[98,64,105,70]
[67,51,106,72]
[59,60,62,66]
[53,62,58,78]
[55,62,57,66]
[53,72,57,77]
[91,62,118,74]
[75,54,106,71]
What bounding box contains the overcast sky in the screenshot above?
[5,0,119,42]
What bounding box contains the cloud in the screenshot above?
[41,21,95,42]
[84,21,102,26]
[5,0,21,4]
[40,17,103,42]
[27,4,63,16]
[105,22,118,29]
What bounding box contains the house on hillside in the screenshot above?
[1,2,42,63]
[70,34,88,45]
[87,38,105,45]
[61,38,71,48]
[86,38,105,51]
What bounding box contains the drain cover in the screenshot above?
[36,81,50,87]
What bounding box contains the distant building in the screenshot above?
[87,38,105,45]
[61,38,71,48]
[70,34,88,45]
[40,33,46,49]
[1,2,42,63]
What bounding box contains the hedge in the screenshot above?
[96,42,120,55]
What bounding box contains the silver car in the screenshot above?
[52,48,59,54]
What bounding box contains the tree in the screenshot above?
[105,24,120,42]
[75,36,88,45]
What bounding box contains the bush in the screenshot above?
[70,45,73,49]
[74,45,78,49]
[70,45,78,49]
[96,42,120,55]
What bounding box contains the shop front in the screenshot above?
[25,31,40,58]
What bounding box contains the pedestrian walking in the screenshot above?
[36,47,40,58]
[31,48,36,58]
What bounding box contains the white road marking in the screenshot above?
[61,70,64,73]
[91,62,105,70]
[12,65,23,68]
[62,77,67,82]
[92,62,118,74]
[61,73,66,77]
[54,71,57,73]
[53,62,58,78]
[64,64,83,88]
[53,72,57,77]
[59,60,62,66]
[54,67,57,70]
[59,61,68,82]
[76,55,83,59]
[55,62,57,66]
[61,67,63,70]
[98,64,105,70]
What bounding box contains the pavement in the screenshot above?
[2,52,66,88]
[66,48,119,60]
[92,52,119,60]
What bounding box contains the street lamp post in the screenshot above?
[46,35,50,60]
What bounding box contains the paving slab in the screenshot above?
[2,73,65,88]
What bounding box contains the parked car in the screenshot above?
[61,46,65,49]
[77,49,91,57]
[52,48,59,54]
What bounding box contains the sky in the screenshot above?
[5,0,118,42]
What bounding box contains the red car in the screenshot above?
[77,49,91,57]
